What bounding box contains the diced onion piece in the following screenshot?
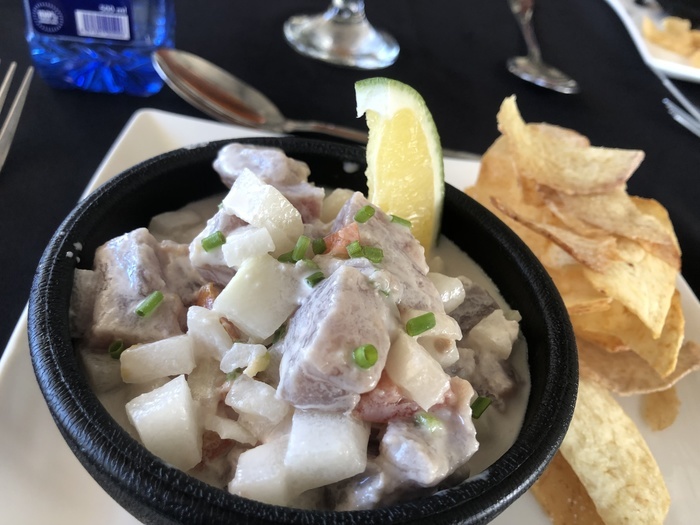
[427,273,466,313]
[284,410,370,494]
[384,332,450,410]
[220,343,268,376]
[465,309,519,360]
[126,375,202,471]
[204,413,256,445]
[186,306,234,361]
[221,226,275,269]
[212,253,301,339]
[221,168,303,255]
[225,374,290,425]
[120,334,195,384]
[229,436,294,506]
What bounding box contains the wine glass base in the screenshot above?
[283,13,399,70]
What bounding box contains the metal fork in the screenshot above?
[664,98,700,138]
[0,61,34,172]
[654,69,700,139]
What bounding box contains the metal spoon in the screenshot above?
[152,48,368,142]
[506,0,580,94]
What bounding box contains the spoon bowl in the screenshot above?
[507,0,580,94]
[507,55,580,94]
[152,49,368,142]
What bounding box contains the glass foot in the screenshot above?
[283,7,399,70]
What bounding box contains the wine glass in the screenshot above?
[283,0,399,69]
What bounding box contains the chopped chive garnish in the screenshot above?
[352,344,378,369]
[390,214,412,228]
[414,411,443,432]
[300,258,320,270]
[272,323,287,344]
[226,368,243,381]
[406,312,436,336]
[346,240,363,258]
[305,271,326,287]
[108,340,125,360]
[292,235,311,261]
[354,205,376,223]
[362,246,384,264]
[312,238,327,255]
[278,251,294,263]
[217,202,224,210]
[135,291,164,317]
[471,396,492,419]
[201,230,226,252]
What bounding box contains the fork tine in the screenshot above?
[0,65,34,172]
[0,61,17,111]
[664,98,700,138]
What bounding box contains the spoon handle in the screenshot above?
[284,119,369,143]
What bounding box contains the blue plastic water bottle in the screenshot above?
[23,0,175,96]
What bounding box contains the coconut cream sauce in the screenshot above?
[430,238,530,475]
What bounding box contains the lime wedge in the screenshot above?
[355,77,444,256]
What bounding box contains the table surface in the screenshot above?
[2,0,700,354]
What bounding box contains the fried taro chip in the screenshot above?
[531,452,605,525]
[572,291,685,377]
[466,137,552,256]
[496,97,644,195]
[578,339,700,395]
[548,190,681,269]
[582,239,677,338]
[560,378,670,525]
[546,264,613,315]
[492,196,617,273]
[642,386,681,431]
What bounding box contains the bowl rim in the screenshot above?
[27,136,577,525]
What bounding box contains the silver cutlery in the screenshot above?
[0,61,34,172]
[152,49,480,160]
[506,0,580,94]
[664,98,700,138]
[654,69,700,138]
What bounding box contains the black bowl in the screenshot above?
[28,137,577,525]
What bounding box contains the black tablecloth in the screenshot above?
[2,0,699,354]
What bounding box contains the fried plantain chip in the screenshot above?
[559,378,670,525]
[497,97,644,195]
[578,339,700,395]
[531,452,605,525]
[642,386,681,431]
[572,291,685,377]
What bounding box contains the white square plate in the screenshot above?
[2,109,698,524]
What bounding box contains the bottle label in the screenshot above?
[27,1,133,41]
